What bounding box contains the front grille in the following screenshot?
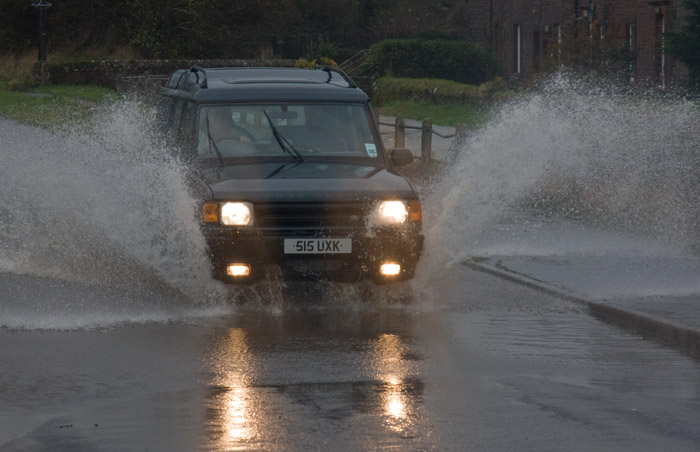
[254,202,369,230]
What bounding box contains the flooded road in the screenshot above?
[2,76,699,450]
[2,266,700,452]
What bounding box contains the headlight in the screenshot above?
[221,202,253,226]
[376,200,409,224]
[202,202,253,226]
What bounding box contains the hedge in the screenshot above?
[367,38,500,85]
[372,76,511,105]
[33,59,297,88]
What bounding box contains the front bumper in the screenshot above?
[203,225,424,283]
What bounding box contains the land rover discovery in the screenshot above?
[159,66,423,283]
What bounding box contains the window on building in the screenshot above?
[514,24,522,74]
[557,24,562,61]
[492,20,500,56]
[655,10,665,85]
[626,23,636,83]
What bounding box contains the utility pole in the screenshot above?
[32,0,52,62]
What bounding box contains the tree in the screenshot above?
[665,0,700,89]
[0,1,36,54]
[0,0,471,60]
[370,0,466,37]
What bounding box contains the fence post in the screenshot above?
[421,118,432,161]
[394,116,405,149]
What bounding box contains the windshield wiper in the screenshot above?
[265,161,302,179]
[262,110,303,163]
[205,110,225,168]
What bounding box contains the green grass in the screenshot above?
[372,75,510,128]
[376,98,490,128]
[0,82,118,128]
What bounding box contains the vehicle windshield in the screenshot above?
[197,103,381,162]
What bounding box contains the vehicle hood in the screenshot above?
[203,162,417,202]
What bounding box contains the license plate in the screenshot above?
[284,238,352,254]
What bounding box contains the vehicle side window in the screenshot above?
[156,97,175,134]
[178,102,195,150]
[165,100,195,159]
[170,100,184,132]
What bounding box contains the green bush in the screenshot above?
[405,30,458,41]
[367,38,500,85]
[304,39,342,61]
[295,57,338,69]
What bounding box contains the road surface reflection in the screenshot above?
[202,310,427,451]
[370,333,423,435]
[207,327,259,449]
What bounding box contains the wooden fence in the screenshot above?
[378,116,465,161]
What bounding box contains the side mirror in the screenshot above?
[390,148,414,167]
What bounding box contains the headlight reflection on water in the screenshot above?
[207,328,259,449]
[384,376,408,420]
[371,333,422,434]
[203,317,426,449]
[218,386,254,445]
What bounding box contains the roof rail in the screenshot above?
[323,67,357,89]
[190,65,208,89]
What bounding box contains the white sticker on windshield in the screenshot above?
[365,143,378,158]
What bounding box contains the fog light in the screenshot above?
[380,262,401,276]
[226,264,251,277]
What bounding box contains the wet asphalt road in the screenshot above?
[2,266,700,452]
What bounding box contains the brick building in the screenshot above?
[462,0,689,86]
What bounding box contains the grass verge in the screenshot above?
[0,82,118,128]
[372,76,510,127]
[376,98,489,128]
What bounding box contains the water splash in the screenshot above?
[4,72,696,327]
[421,72,700,271]
[0,99,230,328]
[0,99,420,329]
